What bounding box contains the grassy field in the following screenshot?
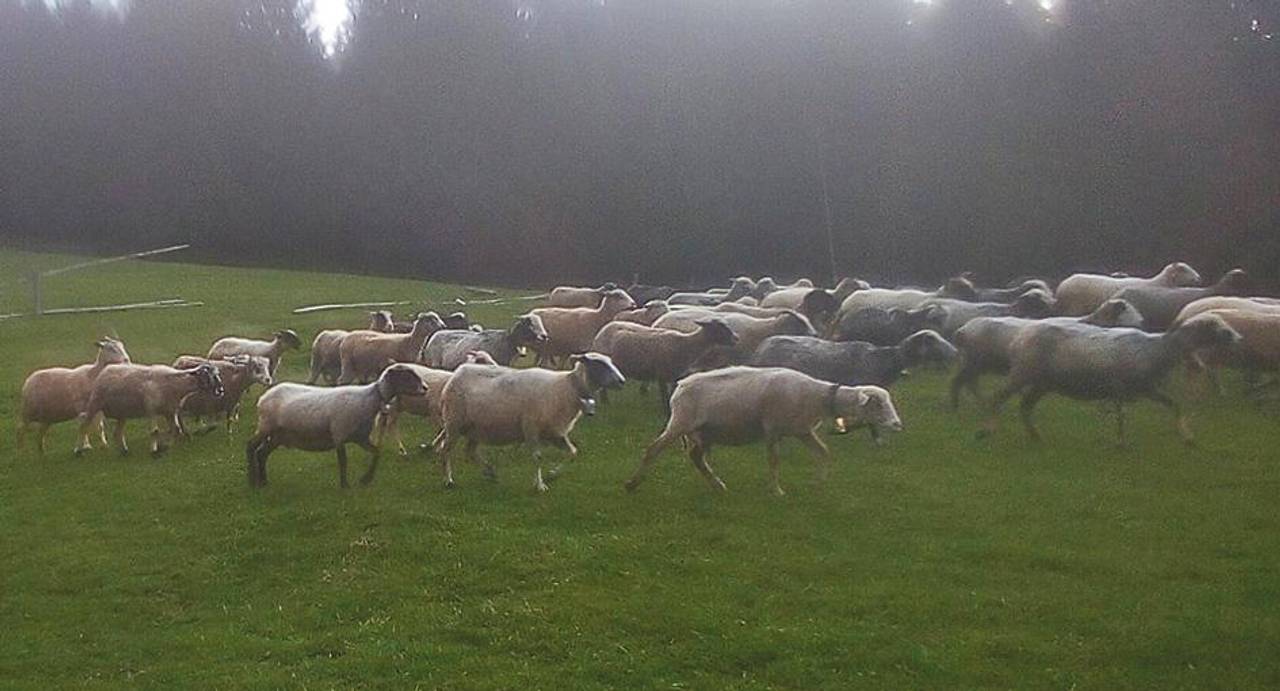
[1,249,1278,689]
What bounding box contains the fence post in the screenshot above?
[29,271,43,316]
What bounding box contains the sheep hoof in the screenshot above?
[624,479,641,493]
[444,480,456,490]
[150,448,165,459]
[534,482,549,493]
[73,447,87,458]
[119,448,130,457]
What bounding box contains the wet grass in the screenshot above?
[1,249,1278,688]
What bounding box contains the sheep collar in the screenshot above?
[824,383,841,418]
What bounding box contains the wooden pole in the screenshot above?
[40,244,191,277]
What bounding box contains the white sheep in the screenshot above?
[74,363,225,457]
[624,367,902,496]
[546,283,618,308]
[208,329,302,377]
[1171,296,1280,327]
[375,352,499,456]
[338,312,446,384]
[837,277,979,317]
[18,337,132,457]
[611,300,671,326]
[1054,262,1201,316]
[433,353,625,492]
[530,290,636,366]
[245,364,427,488]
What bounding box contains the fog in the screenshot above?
[3,0,1277,286]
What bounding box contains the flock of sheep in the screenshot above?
[17,261,1278,495]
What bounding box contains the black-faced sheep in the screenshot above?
[245,364,427,488]
[172,354,273,434]
[421,313,548,370]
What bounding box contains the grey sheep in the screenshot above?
[624,367,902,496]
[1112,268,1250,332]
[245,364,427,488]
[832,305,948,345]
[922,289,1056,337]
[421,313,548,370]
[978,313,1241,444]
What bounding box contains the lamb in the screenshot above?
[592,319,739,405]
[922,289,1056,337]
[1054,262,1201,316]
[74,363,224,457]
[245,364,427,488]
[422,313,548,370]
[832,305,948,345]
[530,289,636,366]
[374,352,499,456]
[308,311,398,385]
[1110,269,1251,331]
[338,312,446,383]
[949,298,1145,409]
[653,309,817,369]
[977,313,1241,444]
[612,300,671,326]
[546,283,619,308]
[623,367,902,496]
[433,353,626,492]
[667,277,756,306]
[17,337,132,457]
[837,276,979,316]
[171,354,273,433]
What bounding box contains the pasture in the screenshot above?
[1,249,1278,689]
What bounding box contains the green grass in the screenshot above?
[1,249,1278,689]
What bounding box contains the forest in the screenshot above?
[2,0,1277,286]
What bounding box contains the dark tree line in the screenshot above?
[2,0,1277,287]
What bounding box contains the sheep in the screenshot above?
[625,284,675,305]
[208,329,301,378]
[1172,296,1280,326]
[374,352,499,456]
[1110,269,1251,331]
[74,363,225,457]
[949,298,1145,409]
[530,289,636,366]
[751,277,780,299]
[338,312,446,384]
[546,283,619,308]
[433,353,626,492]
[837,276,978,316]
[17,337,132,457]
[172,354,273,433]
[653,308,818,369]
[388,311,468,333]
[1054,262,1201,316]
[1181,309,1280,392]
[612,300,671,326]
[308,312,398,385]
[749,330,955,441]
[922,289,1056,337]
[971,278,1054,304]
[832,305,948,345]
[245,364,427,488]
[667,277,756,306]
[758,288,843,330]
[592,319,739,406]
[623,367,902,496]
[977,313,1241,445]
[422,313,549,370]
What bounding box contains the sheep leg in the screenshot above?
[659,381,672,414]
[1145,390,1194,445]
[766,439,785,497]
[95,418,109,448]
[385,412,409,457]
[625,428,681,492]
[74,412,102,456]
[465,439,495,482]
[113,419,129,456]
[356,439,380,486]
[543,436,578,482]
[978,380,1027,439]
[687,438,726,491]
[437,431,458,488]
[799,431,833,484]
[245,434,265,486]
[335,444,351,488]
[1018,388,1046,443]
[150,417,168,457]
